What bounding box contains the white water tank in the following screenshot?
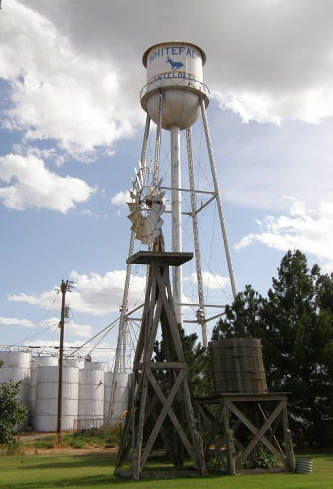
[141,41,209,130]
[78,362,106,429]
[0,351,31,403]
[29,356,58,424]
[104,372,130,423]
[34,365,79,432]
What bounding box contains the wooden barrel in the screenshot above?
[209,338,267,393]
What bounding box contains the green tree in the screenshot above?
[0,382,28,444]
[212,284,266,339]
[212,250,333,447]
[263,251,333,445]
[153,325,211,398]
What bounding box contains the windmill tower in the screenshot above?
[109,41,237,421]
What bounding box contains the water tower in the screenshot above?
[110,42,237,422]
[141,42,209,325]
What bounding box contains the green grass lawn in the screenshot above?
[0,452,332,489]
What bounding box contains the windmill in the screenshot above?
[127,167,165,248]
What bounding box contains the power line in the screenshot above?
[10,324,57,347]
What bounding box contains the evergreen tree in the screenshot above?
[212,250,333,446]
[263,251,333,445]
[153,325,210,398]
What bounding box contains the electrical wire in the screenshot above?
[10,324,57,347]
[69,316,120,357]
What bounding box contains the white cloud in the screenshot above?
[111,190,130,206]
[0,316,92,338]
[8,269,146,316]
[79,209,99,218]
[0,1,142,156]
[0,316,57,328]
[62,319,93,339]
[214,87,333,126]
[0,153,94,212]
[69,270,146,315]
[236,200,333,271]
[185,271,230,290]
[14,0,333,126]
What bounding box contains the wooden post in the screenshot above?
[282,406,295,472]
[56,279,69,447]
[227,429,236,475]
[223,403,235,474]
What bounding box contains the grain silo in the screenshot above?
[29,355,58,426]
[34,363,79,432]
[78,361,106,430]
[0,350,31,430]
[0,350,31,403]
[104,371,129,424]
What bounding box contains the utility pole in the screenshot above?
[56,279,72,446]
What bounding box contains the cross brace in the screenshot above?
[196,393,295,475]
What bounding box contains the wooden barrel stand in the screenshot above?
[196,392,295,474]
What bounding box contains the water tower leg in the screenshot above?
[200,97,237,299]
[170,126,182,325]
[185,127,207,347]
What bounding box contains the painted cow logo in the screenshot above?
[166,57,184,70]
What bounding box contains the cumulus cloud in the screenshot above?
[185,271,229,290]
[64,320,93,339]
[0,1,142,156]
[0,153,94,212]
[0,316,57,328]
[8,269,146,316]
[236,199,333,271]
[68,270,146,315]
[0,315,92,338]
[15,0,333,126]
[111,190,130,206]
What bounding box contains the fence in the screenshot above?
[73,416,126,432]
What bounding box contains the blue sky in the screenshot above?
[1,0,333,365]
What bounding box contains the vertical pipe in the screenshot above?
[170,126,182,325]
[140,115,151,170]
[200,98,237,299]
[153,92,163,186]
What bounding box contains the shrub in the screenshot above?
[70,436,86,449]
[6,439,24,456]
[0,382,28,445]
[242,443,280,470]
